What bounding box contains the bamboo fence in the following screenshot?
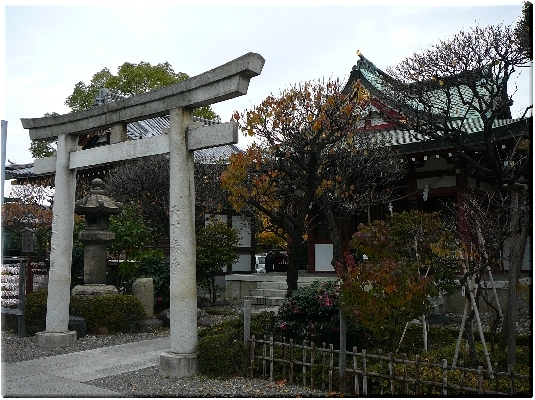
[247,335,531,396]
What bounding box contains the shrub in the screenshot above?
[277,281,339,342]
[389,343,533,395]
[123,249,170,313]
[338,211,460,352]
[198,311,276,378]
[24,289,48,335]
[198,330,246,378]
[25,289,146,335]
[276,280,371,350]
[70,294,146,333]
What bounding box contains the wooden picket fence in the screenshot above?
[247,335,531,396]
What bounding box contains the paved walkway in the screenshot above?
[1,337,170,397]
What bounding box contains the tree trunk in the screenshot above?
[499,184,530,369]
[286,233,305,295]
[320,207,343,267]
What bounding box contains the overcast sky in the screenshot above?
[1,3,531,171]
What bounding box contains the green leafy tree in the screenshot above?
[108,203,155,290]
[30,62,220,158]
[336,211,459,352]
[29,113,59,158]
[64,61,219,120]
[196,221,240,304]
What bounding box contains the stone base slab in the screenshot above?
[71,284,119,297]
[36,331,77,348]
[159,351,198,378]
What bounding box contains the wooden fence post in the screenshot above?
[508,365,515,395]
[250,335,256,379]
[282,337,287,381]
[339,310,346,393]
[243,299,251,344]
[269,336,274,383]
[311,342,315,390]
[493,362,499,394]
[403,353,408,395]
[415,354,420,396]
[460,360,465,391]
[477,366,484,394]
[289,339,294,384]
[302,340,307,387]
[379,349,384,395]
[322,343,326,392]
[362,349,368,396]
[329,344,334,393]
[442,359,448,396]
[389,352,395,395]
[353,347,359,396]
[262,336,267,380]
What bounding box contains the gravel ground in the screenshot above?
[88,368,329,398]
[1,298,531,397]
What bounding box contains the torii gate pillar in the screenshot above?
[21,53,265,377]
[159,107,198,375]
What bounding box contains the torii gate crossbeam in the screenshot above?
[21,52,264,378]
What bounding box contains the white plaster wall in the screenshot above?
[232,216,251,247]
[233,253,252,272]
[315,244,335,272]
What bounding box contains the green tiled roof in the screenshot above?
[351,54,499,121]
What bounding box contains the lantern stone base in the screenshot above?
[71,284,119,297]
[36,331,77,348]
[159,351,198,378]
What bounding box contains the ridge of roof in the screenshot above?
[347,52,497,121]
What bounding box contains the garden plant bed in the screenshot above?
[2,297,531,397]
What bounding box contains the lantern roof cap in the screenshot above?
[75,178,122,216]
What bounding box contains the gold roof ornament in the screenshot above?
[356,50,363,58]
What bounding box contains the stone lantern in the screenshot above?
[71,178,121,297]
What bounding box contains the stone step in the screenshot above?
[256,281,287,290]
[256,279,319,290]
[245,296,285,307]
[251,306,280,314]
[250,288,287,297]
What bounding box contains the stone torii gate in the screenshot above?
[21,53,264,377]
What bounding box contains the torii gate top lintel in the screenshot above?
[21,52,265,141]
[29,53,265,370]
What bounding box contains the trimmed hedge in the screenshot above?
[24,289,146,335]
[70,294,146,333]
[25,289,48,335]
[198,311,276,378]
